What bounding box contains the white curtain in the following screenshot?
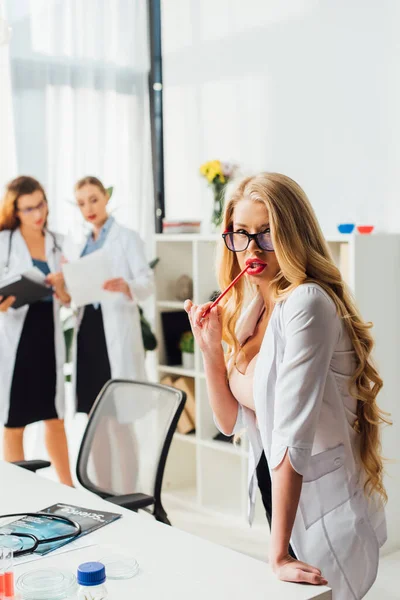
[6,0,154,242]
[2,0,155,473]
[0,1,17,190]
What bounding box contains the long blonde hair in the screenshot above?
[217,172,390,501]
[74,176,108,195]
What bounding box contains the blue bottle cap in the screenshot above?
[77,562,106,586]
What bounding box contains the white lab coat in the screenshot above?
[0,228,66,424]
[63,220,154,408]
[217,283,386,600]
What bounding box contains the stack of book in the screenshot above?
[162,221,201,234]
[161,375,196,434]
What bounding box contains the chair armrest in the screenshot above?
[12,460,51,472]
[105,493,154,512]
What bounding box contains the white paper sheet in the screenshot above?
[0,266,46,287]
[62,249,114,307]
[24,267,47,285]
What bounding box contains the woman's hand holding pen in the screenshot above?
[103,278,133,300]
[184,268,247,355]
[184,300,223,354]
[0,296,16,312]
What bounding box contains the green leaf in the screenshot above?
[63,328,74,363]
[179,331,194,353]
[107,186,114,199]
[149,257,160,270]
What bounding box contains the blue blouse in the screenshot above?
[32,259,53,302]
[81,216,115,257]
[81,216,115,309]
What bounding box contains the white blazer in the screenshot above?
[0,228,66,424]
[217,283,386,600]
[63,220,154,406]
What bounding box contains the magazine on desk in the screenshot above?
[0,503,122,555]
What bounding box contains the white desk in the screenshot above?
[0,462,331,599]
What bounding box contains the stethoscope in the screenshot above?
[0,513,81,557]
[3,229,62,277]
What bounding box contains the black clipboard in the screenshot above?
[0,275,53,309]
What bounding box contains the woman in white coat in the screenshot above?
[0,176,73,486]
[184,173,389,599]
[63,176,154,416]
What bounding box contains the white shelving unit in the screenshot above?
[154,233,400,548]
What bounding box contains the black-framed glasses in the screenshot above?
[17,200,46,215]
[222,230,274,253]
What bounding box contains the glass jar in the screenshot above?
[77,562,108,600]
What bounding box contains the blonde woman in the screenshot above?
[60,176,153,493]
[63,176,154,416]
[184,173,389,599]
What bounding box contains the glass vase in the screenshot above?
[211,183,226,231]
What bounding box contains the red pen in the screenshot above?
[201,265,250,320]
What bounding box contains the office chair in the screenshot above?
[76,379,186,525]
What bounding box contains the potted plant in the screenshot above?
[179,331,195,370]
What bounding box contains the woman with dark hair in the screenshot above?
[0,176,73,486]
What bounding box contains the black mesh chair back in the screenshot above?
[76,379,186,524]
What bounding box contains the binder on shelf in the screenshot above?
[161,376,195,434]
[0,268,52,309]
[160,311,191,366]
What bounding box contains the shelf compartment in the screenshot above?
[198,446,245,518]
[199,438,247,458]
[154,241,193,301]
[163,435,197,500]
[174,432,197,445]
[157,365,196,378]
[157,301,186,309]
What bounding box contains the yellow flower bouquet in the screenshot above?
[199,160,237,228]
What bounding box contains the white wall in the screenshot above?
[161,0,400,236]
[0,3,16,190]
[161,0,400,554]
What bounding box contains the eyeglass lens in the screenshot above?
[18,201,46,215]
[224,231,274,252]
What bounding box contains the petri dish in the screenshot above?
[16,568,78,599]
[0,533,23,551]
[98,553,139,580]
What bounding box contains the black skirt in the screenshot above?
[6,302,58,428]
[76,305,111,414]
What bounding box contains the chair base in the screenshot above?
[154,505,171,526]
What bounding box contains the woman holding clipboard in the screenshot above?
[0,176,73,486]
